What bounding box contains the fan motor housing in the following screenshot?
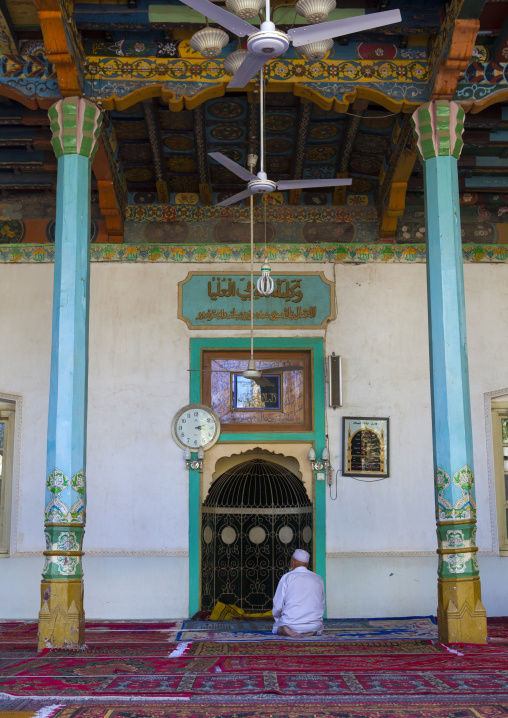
[248,178,277,194]
[247,29,290,57]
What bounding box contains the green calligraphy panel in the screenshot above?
[178,271,335,329]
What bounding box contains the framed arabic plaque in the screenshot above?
[178,272,335,329]
[232,373,282,411]
[201,349,312,432]
[342,417,389,478]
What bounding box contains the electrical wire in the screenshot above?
[250,191,254,362]
[346,112,396,119]
[345,475,389,482]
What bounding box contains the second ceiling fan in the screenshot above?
[209,68,353,206]
[179,0,401,87]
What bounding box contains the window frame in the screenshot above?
[492,402,508,556]
[0,404,15,556]
[201,349,313,433]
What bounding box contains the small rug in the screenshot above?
[179,616,438,641]
[182,620,273,631]
[26,704,508,718]
[186,640,447,656]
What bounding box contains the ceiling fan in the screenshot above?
[209,69,353,206]
[190,78,307,387]
[179,0,401,88]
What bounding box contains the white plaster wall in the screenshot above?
[1,260,508,618]
[324,263,436,555]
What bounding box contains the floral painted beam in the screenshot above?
[84,49,430,113]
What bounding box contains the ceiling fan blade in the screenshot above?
[253,376,275,387]
[288,9,402,46]
[178,0,257,36]
[218,187,256,206]
[277,178,353,190]
[260,365,304,373]
[227,53,268,88]
[209,152,258,182]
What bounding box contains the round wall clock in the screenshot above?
[171,404,221,451]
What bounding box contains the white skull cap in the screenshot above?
[292,549,310,563]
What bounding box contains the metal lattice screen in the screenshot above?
[201,459,313,611]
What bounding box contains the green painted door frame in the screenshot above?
[188,337,326,618]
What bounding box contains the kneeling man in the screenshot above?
[272,548,325,637]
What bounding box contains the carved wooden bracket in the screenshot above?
[432,19,480,99]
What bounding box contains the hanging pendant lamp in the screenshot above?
[298,38,333,60]
[190,27,229,57]
[295,0,335,23]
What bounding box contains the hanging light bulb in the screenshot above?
[257,263,274,296]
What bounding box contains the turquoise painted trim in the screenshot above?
[188,336,326,615]
[46,154,92,514]
[312,350,326,594]
[188,463,201,618]
[465,177,508,188]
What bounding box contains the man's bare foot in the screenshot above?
[277,625,317,638]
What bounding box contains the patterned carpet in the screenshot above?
[7,703,508,718]
[4,669,508,697]
[2,619,508,714]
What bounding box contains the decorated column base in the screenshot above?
[38,579,85,650]
[437,576,487,644]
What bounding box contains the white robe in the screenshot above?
[272,566,325,634]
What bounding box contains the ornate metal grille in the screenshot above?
[201,458,313,611]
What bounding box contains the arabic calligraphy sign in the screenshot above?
[178,271,335,329]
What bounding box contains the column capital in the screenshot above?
[411,100,465,164]
[48,97,103,161]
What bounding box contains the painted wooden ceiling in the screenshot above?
[0,0,508,243]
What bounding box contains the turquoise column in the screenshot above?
[38,97,102,650]
[412,100,487,644]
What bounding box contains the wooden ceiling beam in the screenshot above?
[289,99,312,206]
[377,114,417,238]
[193,103,212,205]
[33,0,82,96]
[333,98,368,206]
[143,99,170,204]
[431,18,480,99]
[0,0,18,54]
[92,127,126,242]
[491,13,508,64]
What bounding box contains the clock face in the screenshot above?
[172,404,220,450]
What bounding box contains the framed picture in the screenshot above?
[201,349,312,432]
[231,373,282,411]
[342,417,389,478]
